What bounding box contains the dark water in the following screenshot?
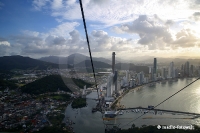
[65,94,105,133]
[65,78,200,132]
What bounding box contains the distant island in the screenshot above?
[71,97,87,109]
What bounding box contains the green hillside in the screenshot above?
[20,75,93,95]
[0,79,18,91]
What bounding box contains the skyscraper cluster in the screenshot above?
[105,54,199,98]
[180,61,196,77]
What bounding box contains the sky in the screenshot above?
[1,0,200,59]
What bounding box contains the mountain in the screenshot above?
[39,53,112,65]
[39,53,89,64]
[0,55,60,70]
[39,56,66,64]
[75,60,111,68]
[92,57,111,64]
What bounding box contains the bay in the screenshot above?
[65,78,200,132]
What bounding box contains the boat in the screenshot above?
[148,105,154,109]
[118,110,124,115]
[104,111,119,118]
[144,110,148,114]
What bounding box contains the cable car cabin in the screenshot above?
[104,111,118,118]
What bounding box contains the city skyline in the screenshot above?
[0,0,200,59]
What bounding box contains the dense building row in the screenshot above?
[101,54,200,103]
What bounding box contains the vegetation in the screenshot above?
[114,124,200,133]
[20,75,93,95]
[0,79,18,91]
[0,70,15,79]
[20,75,71,94]
[50,94,71,101]
[47,113,65,127]
[71,78,93,88]
[71,97,87,108]
[33,126,70,133]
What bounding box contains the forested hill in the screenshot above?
[20,75,93,95]
[0,79,18,91]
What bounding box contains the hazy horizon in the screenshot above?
[2,53,200,63]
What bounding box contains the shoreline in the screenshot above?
[112,77,194,109]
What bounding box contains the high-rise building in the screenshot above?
[112,52,116,74]
[140,71,144,84]
[161,68,166,79]
[153,58,157,74]
[130,79,133,87]
[82,85,86,95]
[153,73,157,81]
[126,70,129,84]
[168,62,174,78]
[190,65,194,76]
[106,73,113,97]
[114,70,118,92]
[175,68,179,78]
[137,73,140,85]
[149,67,153,81]
[185,61,190,77]
[123,76,127,86]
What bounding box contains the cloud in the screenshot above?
[112,15,200,50]
[10,35,43,46]
[51,0,63,10]
[0,41,10,46]
[190,12,200,21]
[31,0,199,29]
[49,22,80,37]
[0,37,11,46]
[112,15,173,49]
[165,20,175,26]
[45,35,66,45]
[91,30,107,37]
[5,27,139,57]
[0,38,11,56]
[172,29,199,48]
[189,0,200,9]
[32,0,50,11]
[68,30,81,44]
[89,30,136,52]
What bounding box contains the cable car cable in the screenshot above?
[79,0,106,129]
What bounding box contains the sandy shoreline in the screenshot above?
[113,80,166,109]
